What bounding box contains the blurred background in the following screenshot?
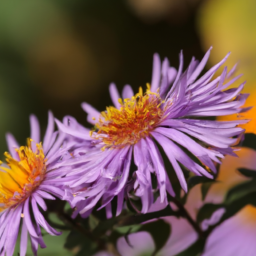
[1,0,256,254]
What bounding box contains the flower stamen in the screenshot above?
[0,139,46,211]
[92,86,168,149]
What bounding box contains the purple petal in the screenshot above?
[5,133,19,160]
[30,115,40,152]
[151,53,161,93]
[81,102,101,125]
[20,220,28,256]
[187,47,212,85]
[43,111,55,153]
[122,85,134,99]
[109,83,120,108]
[24,198,39,238]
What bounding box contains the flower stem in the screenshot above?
[170,197,204,238]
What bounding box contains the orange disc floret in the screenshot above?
[0,139,46,211]
[92,85,166,149]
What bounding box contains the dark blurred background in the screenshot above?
[2,0,256,154]
[2,0,256,255]
[0,0,206,154]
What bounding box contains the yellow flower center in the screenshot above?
[0,139,46,212]
[92,85,168,149]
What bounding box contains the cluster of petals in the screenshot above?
[0,47,249,255]
[0,112,79,256]
[56,47,248,217]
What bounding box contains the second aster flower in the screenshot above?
[57,47,248,215]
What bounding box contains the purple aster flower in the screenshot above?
[0,112,74,256]
[56,47,248,216]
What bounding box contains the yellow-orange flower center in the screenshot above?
[92,85,167,149]
[0,139,46,212]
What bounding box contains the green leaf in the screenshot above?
[201,181,215,201]
[65,230,97,256]
[225,179,256,204]
[174,238,205,256]
[140,219,171,256]
[175,239,205,256]
[237,168,256,178]
[89,214,100,231]
[188,176,214,190]
[114,224,141,234]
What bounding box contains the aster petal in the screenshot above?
[116,188,125,216]
[39,184,63,198]
[81,102,101,125]
[43,111,55,153]
[109,83,121,108]
[20,220,28,256]
[187,46,212,85]
[146,137,167,203]
[24,198,39,238]
[151,53,161,92]
[5,205,22,256]
[31,197,61,236]
[55,119,90,141]
[165,50,184,100]
[155,127,217,173]
[33,193,47,211]
[30,115,40,152]
[189,52,230,90]
[122,85,134,99]
[5,133,19,160]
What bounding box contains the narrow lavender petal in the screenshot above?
[146,137,167,203]
[116,188,124,216]
[189,52,230,90]
[187,47,212,85]
[155,127,217,172]
[30,236,39,255]
[109,83,121,108]
[43,111,55,153]
[0,210,14,254]
[29,115,40,152]
[33,194,47,211]
[134,141,154,212]
[227,63,238,78]
[20,220,28,256]
[34,190,55,200]
[110,147,132,195]
[5,133,19,160]
[81,102,101,125]
[179,119,248,128]
[151,53,161,93]
[24,198,39,238]
[31,198,61,236]
[165,51,184,100]
[152,133,187,191]
[80,190,105,214]
[122,85,134,99]
[5,205,22,256]
[39,184,63,198]
[168,67,177,83]
[55,119,90,140]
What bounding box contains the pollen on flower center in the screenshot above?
[0,139,46,211]
[92,85,167,149]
